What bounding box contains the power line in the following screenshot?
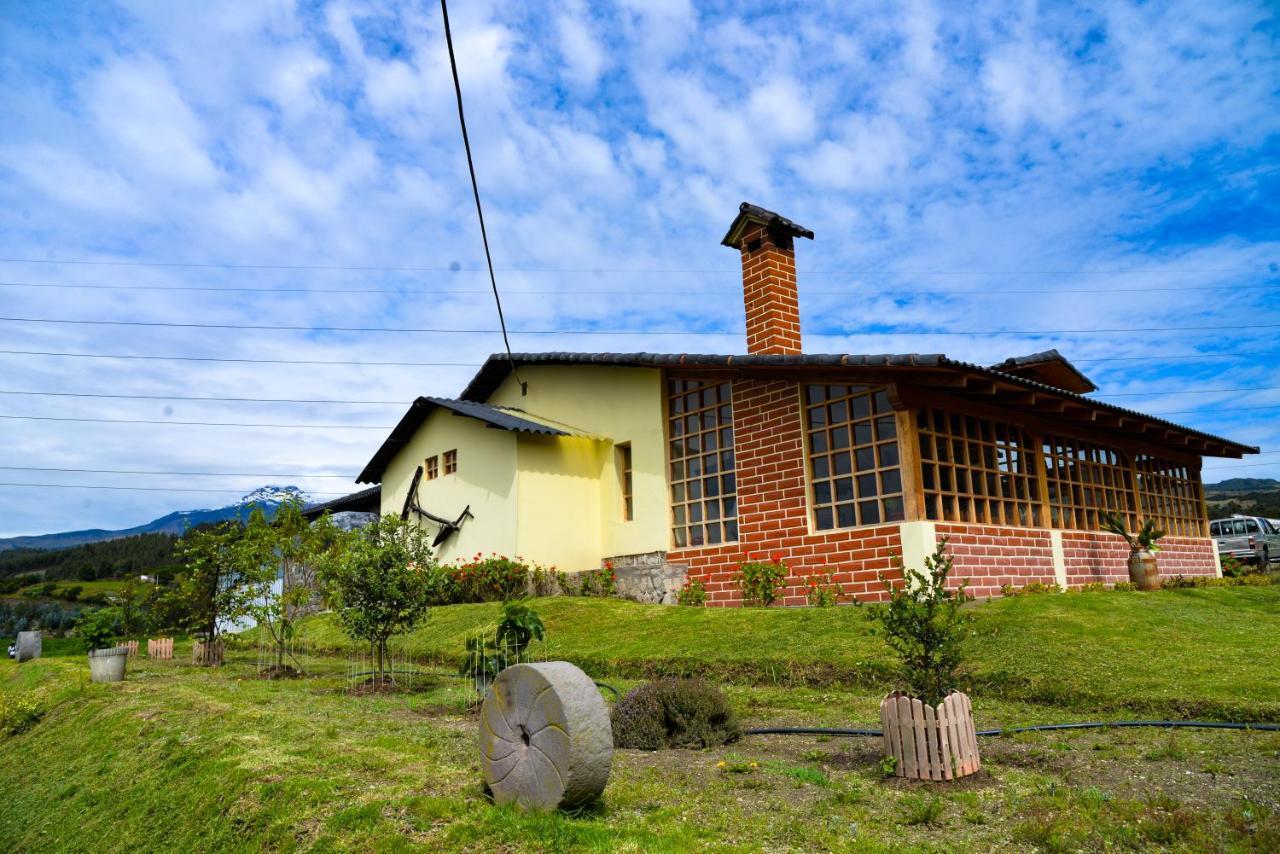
[1,278,1275,296]
[0,465,357,479]
[439,0,523,395]
[2,314,1276,336]
[0,349,479,368]
[0,414,388,429]
[0,481,350,495]
[0,390,407,406]
[1,257,1271,276]
[1,347,1275,369]
[3,383,1280,408]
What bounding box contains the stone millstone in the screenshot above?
[478,661,613,812]
[15,631,41,663]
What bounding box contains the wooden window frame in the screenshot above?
[803,383,906,531]
[617,442,634,522]
[665,377,738,548]
[443,449,457,475]
[425,455,438,480]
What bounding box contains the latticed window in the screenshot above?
[1135,455,1205,536]
[805,384,904,530]
[426,455,438,480]
[667,379,737,547]
[443,449,457,475]
[917,410,1042,526]
[1042,435,1136,530]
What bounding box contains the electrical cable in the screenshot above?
[2,314,1276,336]
[0,481,351,495]
[439,0,524,395]
[0,414,388,429]
[740,720,1280,738]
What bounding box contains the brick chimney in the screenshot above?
[721,202,814,355]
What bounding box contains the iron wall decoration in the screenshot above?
[400,464,474,547]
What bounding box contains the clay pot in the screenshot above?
[1128,550,1160,591]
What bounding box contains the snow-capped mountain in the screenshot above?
[0,485,313,552]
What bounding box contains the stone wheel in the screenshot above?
[479,661,613,812]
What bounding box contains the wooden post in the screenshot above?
[895,408,923,522]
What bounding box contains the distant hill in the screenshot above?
[0,486,309,553]
[1203,478,1280,495]
[0,532,181,584]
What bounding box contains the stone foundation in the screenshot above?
[602,551,688,605]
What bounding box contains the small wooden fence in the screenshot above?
[147,638,174,660]
[121,640,138,658]
[880,691,980,781]
[192,640,224,666]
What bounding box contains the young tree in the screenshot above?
[237,499,315,675]
[317,514,436,686]
[175,521,243,663]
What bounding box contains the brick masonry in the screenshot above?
[737,222,802,356]
[670,377,1221,606]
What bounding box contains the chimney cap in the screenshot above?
[721,202,814,248]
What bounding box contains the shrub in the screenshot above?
[60,585,83,602]
[1002,581,1060,597]
[0,693,42,737]
[805,571,845,607]
[1077,581,1106,593]
[737,555,788,607]
[1112,582,1136,592]
[572,563,617,598]
[74,606,122,652]
[611,678,740,750]
[1220,555,1250,578]
[867,541,970,706]
[460,599,545,689]
[676,578,707,606]
[448,554,531,603]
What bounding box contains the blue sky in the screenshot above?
[1,0,1277,536]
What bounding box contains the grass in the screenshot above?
[0,586,1277,851]
[0,648,1276,852]
[289,585,1280,721]
[14,578,126,601]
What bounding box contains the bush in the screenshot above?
[1000,581,1061,597]
[570,564,617,598]
[0,693,42,737]
[676,578,707,606]
[737,556,788,607]
[60,585,83,602]
[1220,555,1250,578]
[867,541,970,706]
[611,678,740,750]
[1112,582,1136,592]
[460,599,545,690]
[1077,581,1107,592]
[446,555,531,603]
[805,571,845,607]
[74,606,122,652]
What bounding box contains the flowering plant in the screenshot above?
[736,554,788,607]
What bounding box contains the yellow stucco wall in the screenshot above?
[379,408,518,563]
[377,365,669,571]
[489,365,668,564]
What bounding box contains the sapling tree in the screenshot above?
[867,540,971,706]
[175,521,244,660]
[317,514,436,686]
[237,499,316,676]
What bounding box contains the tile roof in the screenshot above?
[721,202,815,247]
[302,484,381,519]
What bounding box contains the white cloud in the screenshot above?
[556,9,608,93]
[982,42,1077,131]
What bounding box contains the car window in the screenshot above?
[1233,519,1248,535]
[1245,519,1260,534]
[1210,521,1220,536]
[1261,519,1275,535]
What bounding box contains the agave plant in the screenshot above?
[1100,512,1166,553]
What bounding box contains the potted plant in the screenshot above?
[868,541,980,781]
[76,607,128,683]
[1100,512,1165,591]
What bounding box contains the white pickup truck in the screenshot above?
[1210,515,1280,565]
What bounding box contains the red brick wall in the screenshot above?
[934,523,1056,598]
[737,223,802,355]
[670,378,901,605]
[1061,533,1216,586]
[667,377,1220,605]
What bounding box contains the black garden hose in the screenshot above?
[743,720,1280,738]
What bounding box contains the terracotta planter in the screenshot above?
[88,646,128,683]
[1128,550,1160,591]
[880,690,980,781]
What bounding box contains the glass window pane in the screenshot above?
[815,506,834,530]
[859,500,881,525]
[880,468,901,495]
[835,477,854,502]
[856,473,877,496]
[836,503,856,528]
[813,481,831,504]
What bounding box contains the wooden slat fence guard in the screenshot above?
[147,638,174,660]
[122,640,138,658]
[879,691,980,781]
[192,640,225,666]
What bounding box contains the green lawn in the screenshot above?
[16,578,126,600]
[290,585,1280,721]
[1,587,1278,851]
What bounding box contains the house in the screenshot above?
[354,203,1257,604]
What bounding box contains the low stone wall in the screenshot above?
[605,552,688,605]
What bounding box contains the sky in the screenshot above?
[0,0,1278,537]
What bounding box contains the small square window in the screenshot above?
[426,456,438,480]
[443,449,457,475]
